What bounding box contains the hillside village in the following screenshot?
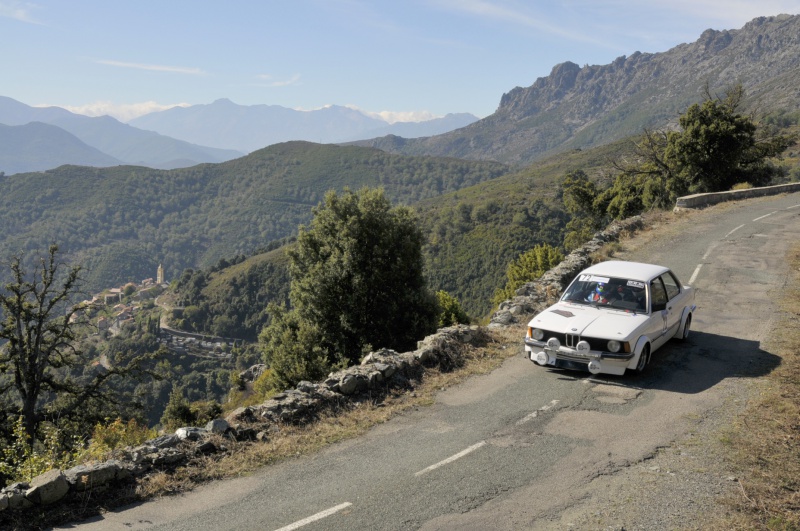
[75,264,235,360]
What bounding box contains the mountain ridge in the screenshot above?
[351,14,800,166]
[0,122,122,174]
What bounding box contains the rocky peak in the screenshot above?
[384,14,800,167]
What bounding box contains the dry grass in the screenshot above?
[136,325,522,498]
[709,244,800,530]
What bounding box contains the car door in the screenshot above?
[649,277,670,350]
[659,271,684,339]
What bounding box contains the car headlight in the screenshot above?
[607,340,621,353]
[532,328,544,341]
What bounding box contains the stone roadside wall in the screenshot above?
[674,182,800,209]
[0,325,487,519]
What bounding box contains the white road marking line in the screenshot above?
[788,204,800,209]
[701,241,720,260]
[516,399,560,426]
[689,263,703,285]
[274,502,353,531]
[725,224,745,238]
[415,441,487,477]
[753,211,777,221]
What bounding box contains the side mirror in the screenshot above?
[652,302,667,312]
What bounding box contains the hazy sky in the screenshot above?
[2,1,800,122]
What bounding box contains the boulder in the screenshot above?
[205,418,230,434]
[194,440,217,455]
[175,427,209,441]
[338,373,359,395]
[234,427,258,441]
[0,492,8,511]
[374,362,396,378]
[5,487,33,509]
[225,406,256,424]
[148,433,180,449]
[149,447,187,466]
[65,461,122,491]
[25,469,69,505]
[239,364,267,382]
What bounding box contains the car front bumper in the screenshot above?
[524,338,635,375]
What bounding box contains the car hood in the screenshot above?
[528,302,649,340]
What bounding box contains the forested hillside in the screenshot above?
[173,139,635,331]
[416,140,633,316]
[0,142,507,292]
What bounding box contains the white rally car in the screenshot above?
[524,261,696,375]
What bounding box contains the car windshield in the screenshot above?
[561,273,647,312]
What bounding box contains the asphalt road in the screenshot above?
[71,192,800,531]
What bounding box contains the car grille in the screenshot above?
[541,331,608,352]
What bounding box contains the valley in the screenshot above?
[1,12,800,529]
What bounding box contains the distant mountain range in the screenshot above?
[352,14,800,167]
[3,14,798,176]
[129,99,479,153]
[0,122,121,174]
[0,96,243,173]
[0,96,478,175]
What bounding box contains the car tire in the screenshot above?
[679,314,692,341]
[635,344,650,373]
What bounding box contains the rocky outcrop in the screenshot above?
[355,14,800,167]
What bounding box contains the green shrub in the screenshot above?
[259,304,332,392]
[189,400,223,426]
[159,387,195,431]
[0,417,80,485]
[81,418,156,461]
[492,244,564,305]
[436,290,470,327]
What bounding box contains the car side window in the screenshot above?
[661,272,681,300]
[650,278,668,311]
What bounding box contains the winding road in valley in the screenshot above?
[74,192,800,530]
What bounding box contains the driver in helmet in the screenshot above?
[587,282,612,304]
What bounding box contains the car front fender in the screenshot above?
[627,335,651,370]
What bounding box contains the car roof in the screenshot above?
[578,260,670,282]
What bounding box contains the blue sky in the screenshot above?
[2,1,800,122]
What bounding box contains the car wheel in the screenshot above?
[679,314,692,340]
[635,344,650,373]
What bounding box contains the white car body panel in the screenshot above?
[524,260,696,376]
